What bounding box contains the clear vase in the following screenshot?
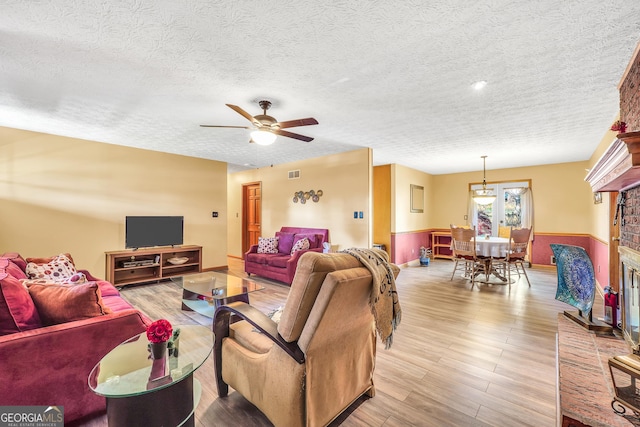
[169,338,179,357]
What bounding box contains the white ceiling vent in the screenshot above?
[288,170,300,179]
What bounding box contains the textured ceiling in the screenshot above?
[1,1,640,174]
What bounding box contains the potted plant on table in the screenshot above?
[147,319,173,360]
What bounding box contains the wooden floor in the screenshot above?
[79,257,576,427]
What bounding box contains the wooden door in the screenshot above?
[609,191,620,292]
[242,183,261,255]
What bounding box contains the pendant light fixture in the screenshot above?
[473,155,496,205]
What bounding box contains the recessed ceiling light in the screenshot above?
[472,80,487,90]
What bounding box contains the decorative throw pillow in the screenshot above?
[26,253,75,267]
[25,254,77,284]
[275,232,295,254]
[21,272,87,287]
[293,233,322,249]
[27,282,112,326]
[0,258,27,280]
[66,272,88,284]
[291,238,310,255]
[257,237,279,254]
[1,253,28,271]
[0,272,42,335]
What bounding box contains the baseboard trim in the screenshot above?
[202,265,228,272]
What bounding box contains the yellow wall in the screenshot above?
[375,160,597,249]
[1,123,613,275]
[392,164,434,233]
[0,127,228,274]
[431,161,592,233]
[227,148,372,257]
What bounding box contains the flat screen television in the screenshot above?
[125,216,184,249]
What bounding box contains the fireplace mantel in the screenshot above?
[586,131,640,192]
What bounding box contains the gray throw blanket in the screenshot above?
[340,248,401,349]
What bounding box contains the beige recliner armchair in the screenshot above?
[213,251,400,426]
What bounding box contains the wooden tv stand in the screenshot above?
[105,245,202,287]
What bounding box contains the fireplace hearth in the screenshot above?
[620,246,640,352]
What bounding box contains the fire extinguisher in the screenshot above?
[604,286,618,328]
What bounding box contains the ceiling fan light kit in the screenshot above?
[201,100,318,144]
[251,130,277,145]
[473,155,496,205]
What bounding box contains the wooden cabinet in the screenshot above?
[431,231,452,260]
[106,245,202,287]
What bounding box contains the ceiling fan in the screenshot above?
[200,100,318,145]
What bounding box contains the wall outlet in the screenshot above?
[550,255,556,265]
[464,215,468,220]
[212,211,218,217]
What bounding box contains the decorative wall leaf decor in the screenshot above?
[293,190,323,203]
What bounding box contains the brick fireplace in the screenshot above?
[619,43,640,133]
[586,43,640,249]
[619,43,640,251]
[559,42,640,427]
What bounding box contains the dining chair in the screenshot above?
[494,227,532,286]
[450,225,489,288]
[498,225,511,238]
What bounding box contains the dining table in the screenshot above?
[475,236,510,258]
[473,236,511,283]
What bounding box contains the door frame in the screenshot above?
[242,182,262,255]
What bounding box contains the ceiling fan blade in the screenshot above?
[226,104,262,127]
[200,125,250,129]
[276,118,319,129]
[273,129,314,142]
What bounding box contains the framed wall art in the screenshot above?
[593,192,602,204]
[410,184,424,213]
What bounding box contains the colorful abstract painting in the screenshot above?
[551,244,595,315]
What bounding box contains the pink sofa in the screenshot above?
[244,227,329,285]
[0,252,151,424]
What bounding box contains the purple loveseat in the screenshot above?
[244,227,329,285]
[0,252,151,424]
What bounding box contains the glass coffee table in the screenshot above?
[172,271,264,318]
[88,324,213,427]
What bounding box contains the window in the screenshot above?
[469,181,532,236]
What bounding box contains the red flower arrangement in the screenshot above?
[146,319,173,343]
[611,120,627,133]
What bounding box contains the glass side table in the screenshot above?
[88,324,213,427]
[172,271,264,318]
